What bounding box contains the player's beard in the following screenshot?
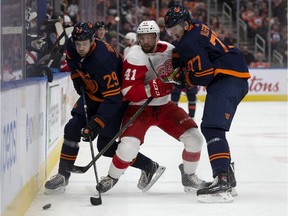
[141,44,155,53]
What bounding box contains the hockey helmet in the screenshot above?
[136,20,160,35]
[72,22,95,41]
[95,21,107,30]
[63,15,72,27]
[125,32,137,43]
[164,5,192,28]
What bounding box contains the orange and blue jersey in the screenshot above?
[65,38,123,125]
[177,22,250,87]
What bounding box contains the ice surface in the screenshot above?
[25,102,288,216]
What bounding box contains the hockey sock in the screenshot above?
[187,96,196,118]
[201,127,230,177]
[130,152,153,171]
[58,144,79,178]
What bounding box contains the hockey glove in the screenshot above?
[81,116,105,142]
[172,48,181,69]
[172,68,187,88]
[72,76,85,95]
[148,78,173,98]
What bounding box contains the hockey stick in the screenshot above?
[148,57,181,84]
[26,25,74,82]
[36,25,74,64]
[81,88,102,206]
[71,97,153,174]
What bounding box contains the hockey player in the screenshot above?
[96,20,209,194]
[164,5,251,202]
[123,32,137,58]
[170,41,198,119]
[171,85,198,118]
[94,21,107,41]
[45,22,163,193]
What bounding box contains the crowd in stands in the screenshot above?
[26,0,288,71]
[3,0,286,82]
[239,0,287,66]
[95,0,286,68]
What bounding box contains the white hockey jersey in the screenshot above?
[122,40,175,106]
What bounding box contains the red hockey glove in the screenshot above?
[81,116,105,142]
[148,78,173,98]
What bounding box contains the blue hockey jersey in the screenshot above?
[176,22,251,87]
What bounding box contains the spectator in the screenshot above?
[210,16,221,33]
[272,0,287,26]
[224,31,237,46]
[241,45,255,66]
[241,1,255,38]
[63,14,73,28]
[95,21,108,41]
[2,58,15,81]
[109,36,118,51]
[67,0,79,25]
[275,27,287,66]
[123,32,137,58]
[250,52,270,68]
[157,17,173,42]
[216,25,227,41]
[270,23,282,51]
[247,7,264,38]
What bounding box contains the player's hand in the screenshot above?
[172,68,186,86]
[148,78,173,98]
[72,77,85,95]
[81,117,104,142]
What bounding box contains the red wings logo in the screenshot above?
[157,60,173,79]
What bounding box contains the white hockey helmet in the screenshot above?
[64,15,72,24]
[136,20,160,35]
[125,32,137,43]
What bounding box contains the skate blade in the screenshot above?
[141,166,166,192]
[184,187,197,193]
[197,191,234,203]
[230,187,238,197]
[44,186,66,195]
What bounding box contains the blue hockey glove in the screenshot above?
[81,116,105,142]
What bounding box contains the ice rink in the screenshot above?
[25,101,287,216]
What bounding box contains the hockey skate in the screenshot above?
[44,173,69,194]
[229,162,238,197]
[96,176,118,193]
[197,174,234,203]
[137,161,166,192]
[179,163,210,192]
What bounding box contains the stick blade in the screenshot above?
[71,165,88,174]
[64,26,74,36]
[55,22,65,45]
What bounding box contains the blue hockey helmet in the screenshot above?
[164,5,192,28]
[72,22,95,41]
[94,21,107,30]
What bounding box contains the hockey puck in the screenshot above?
[42,203,51,210]
[90,196,102,205]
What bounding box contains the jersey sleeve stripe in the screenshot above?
[194,68,214,77]
[214,69,251,78]
[102,87,121,97]
[70,73,80,79]
[87,93,104,102]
